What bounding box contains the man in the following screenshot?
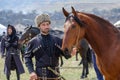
[24,14,76,80]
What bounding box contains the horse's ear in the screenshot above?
[29,25,32,29]
[71,6,77,16]
[62,7,69,17]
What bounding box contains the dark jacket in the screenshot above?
[0,25,25,75]
[24,34,71,76]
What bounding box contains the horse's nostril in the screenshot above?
[63,48,71,59]
[65,48,68,52]
[64,48,69,54]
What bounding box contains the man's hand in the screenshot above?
[30,72,38,80]
[71,47,77,56]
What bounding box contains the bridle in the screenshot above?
[65,13,83,27]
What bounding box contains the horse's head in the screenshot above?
[62,7,86,54]
[19,25,40,45]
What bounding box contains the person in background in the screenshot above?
[0,24,25,80]
[90,45,104,80]
[0,32,6,41]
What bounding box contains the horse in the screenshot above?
[19,26,64,67]
[18,26,40,61]
[61,7,120,80]
[76,39,92,78]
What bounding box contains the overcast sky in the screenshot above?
[0,0,120,13]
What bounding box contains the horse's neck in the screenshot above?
[84,19,119,56]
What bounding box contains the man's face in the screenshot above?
[38,22,50,34]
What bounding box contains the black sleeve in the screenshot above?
[24,40,35,74]
[55,37,71,59]
[55,46,71,59]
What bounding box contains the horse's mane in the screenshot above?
[24,26,39,32]
[29,27,40,34]
[77,11,119,33]
[30,27,39,30]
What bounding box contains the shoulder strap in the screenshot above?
[31,34,43,53]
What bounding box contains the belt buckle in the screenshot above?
[10,53,15,54]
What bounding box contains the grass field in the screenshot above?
[0,55,98,80]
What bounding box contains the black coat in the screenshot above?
[24,34,71,77]
[1,36,25,75]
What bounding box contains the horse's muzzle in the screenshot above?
[63,48,69,54]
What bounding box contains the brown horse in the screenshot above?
[61,7,120,80]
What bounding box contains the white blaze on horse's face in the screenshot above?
[64,21,71,32]
[64,17,75,30]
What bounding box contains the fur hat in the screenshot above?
[35,14,51,27]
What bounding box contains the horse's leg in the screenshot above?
[85,51,89,78]
[81,61,85,79]
[76,52,79,61]
[81,50,89,79]
[79,51,85,78]
[78,58,83,66]
[6,74,10,80]
[81,55,88,79]
[16,69,20,80]
[78,52,83,66]
[60,56,63,67]
[85,59,89,78]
